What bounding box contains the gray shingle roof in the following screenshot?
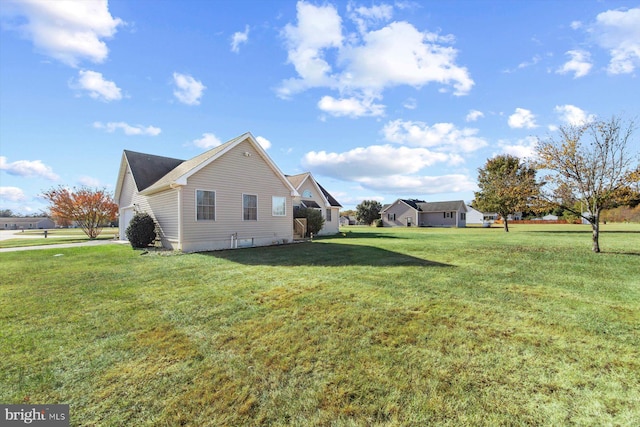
[124,150,184,192]
[416,200,466,212]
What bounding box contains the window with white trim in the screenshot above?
[196,190,215,220]
[272,196,286,216]
[326,209,332,221]
[243,194,257,221]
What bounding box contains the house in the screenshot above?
[380,199,467,228]
[115,132,341,252]
[286,172,342,236]
[466,205,498,225]
[0,217,55,230]
[115,132,300,252]
[542,214,559,221]
[339,215,356,226]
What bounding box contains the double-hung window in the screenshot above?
[272,196,286,216]
[243,194,258,221]
[196,190,215,220]
[326,209,332,222]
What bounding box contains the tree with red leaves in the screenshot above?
[42,186,118,239]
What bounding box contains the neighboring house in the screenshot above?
[0,217,55,230]
[115,132,300,252]
[339,215,356,226]
[466,206,498,225]
[542,214,559,221]
[380,199,467,228]
[286,172,342,236]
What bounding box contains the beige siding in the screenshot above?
[420,212,458,227]
[294,179,338,235]
[118,166,138,240]
[382,202,417,227]
[147,190,180,247]
[180,140,293,252]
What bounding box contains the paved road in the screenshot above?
[0,230,128,252]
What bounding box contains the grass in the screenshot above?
[0,228,119,248]
[1,224,639,426]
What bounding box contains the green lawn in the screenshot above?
[0,228,119,248]
[1,224,639,426]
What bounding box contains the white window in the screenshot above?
[461,213,466,220]
[388,213,396,221]
[326,209,332,221]
[196,190,215,220]
[243,194,257,221]
[272,196,286,216]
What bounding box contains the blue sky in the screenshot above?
[1,0,639,214]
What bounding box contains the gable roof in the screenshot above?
[124,150,184,192]
[380,199,426,213]
[286,172,342,208]
[416,200,467,213]
[126,132,298,196]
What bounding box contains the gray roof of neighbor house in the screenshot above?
[317,182,342,207]
[401,199,427,210]
[416,200,467,212]
[124,150,184,192]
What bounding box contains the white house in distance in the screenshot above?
[466,205,498,225]
[380,199,467,227]
[286,172,342,236]
[115,132,341,252]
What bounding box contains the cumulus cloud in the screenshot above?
[255,136,272,150]
[508,108,537,129]
[302,144,466,187]
[556,50,592,78]
[192,133,222,149]
[590,7,640,74]
[0,156,59,180]
[356,174,477,195]
[278,1,473,116]
[465,109,484,122]
[0,0,123,67]
[0,186,27,201]
[173,72,206,105]
[554,104,595,125]
[382,119,487,152]
[497,136,538,160]
[231,25,249,53]
[93,121,161,136]
[318,95,385,117]
[72,70,122,101]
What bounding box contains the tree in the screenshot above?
[42,186,118,239]
[473,154,540,232]
[536,116,638,252]
[356,200,382,225]
[0,209,15,217]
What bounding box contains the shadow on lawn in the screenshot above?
[203,241,450,267]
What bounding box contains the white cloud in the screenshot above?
[72,70,122,101]
[0,0,123,67]
[278,1,473,114]
[78,176,101,187]
[347,3,393,33]
[465,109,484,122]
[0,186,27,201]
[317,95,385,117]
[590,7,640,74]
[192,133,222,149]
[403,97,417,110]
[302,144,461,181]
[556,50,592,78]
[570,20,583,30]
[0,156,59,180]
[173,72,206,105]
[231,25,249,53]
[497,136,538,160]
[255,136,272,150]
[554,104,595,126]
[356,174,477,195]
[93,121,161,136]
[508,108,537,129]
[382,119,487,152]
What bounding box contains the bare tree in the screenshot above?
[536,116,638,252]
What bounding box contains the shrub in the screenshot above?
[125,212,156,248]
[295,207,325,236]
[376,218,384,227]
